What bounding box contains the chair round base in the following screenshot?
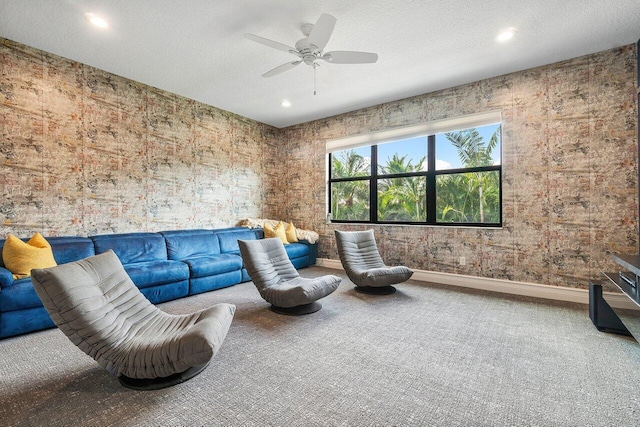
[270,301,322,316]
[118,362,209,391]
[354,285,397,295]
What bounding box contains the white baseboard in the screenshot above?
[315,258,637,310]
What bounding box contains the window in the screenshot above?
[328,111,502,227]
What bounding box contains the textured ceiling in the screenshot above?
[1,0,639,128]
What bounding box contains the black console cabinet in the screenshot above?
[589,279,630,335]
[590,254,640,340]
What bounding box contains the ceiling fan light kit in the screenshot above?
[244,13,378,94]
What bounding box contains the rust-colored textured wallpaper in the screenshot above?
[1,38,279,237]
[1,36,637,290]
[278,45,638,289]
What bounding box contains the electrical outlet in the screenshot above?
[459,257,466,266]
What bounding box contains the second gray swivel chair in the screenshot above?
[335,229,413,295]
[238,238,341,315]
[31,250,235,390]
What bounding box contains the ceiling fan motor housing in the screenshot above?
[296,38,320,54]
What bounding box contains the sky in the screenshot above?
[344,123,501,172]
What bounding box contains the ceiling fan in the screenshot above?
[243,13,378,85]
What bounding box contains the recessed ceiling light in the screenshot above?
[85,12,109,29]
[496,28,516,42]
[281,99,291,107]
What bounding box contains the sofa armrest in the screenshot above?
[296,240,317,265]
[0,267,13,288]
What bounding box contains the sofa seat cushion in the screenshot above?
[0,278,44,311]
[184,254,243,279]
[124,260,190,289]
[284,243,310,259]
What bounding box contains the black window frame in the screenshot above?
[328,131,502,228]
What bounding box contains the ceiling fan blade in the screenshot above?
[307,13,336,50]
[244,33,296,54]
[262,60,302,77]
[321,51,379,64]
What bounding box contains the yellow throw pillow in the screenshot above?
[285,222,299,243]
[264,222,289,245]
[264,222,275,238]
[3,233,57,279]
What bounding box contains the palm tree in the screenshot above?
[331,150,370,220]
[440,126,500,223]
[445,127,499,168]
[332,150,369,179]
[378,154,426,221]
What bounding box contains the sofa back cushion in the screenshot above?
[49,237,97,265]
[91,233,167,264]
[161,229,220,260]
[215,229,260,254]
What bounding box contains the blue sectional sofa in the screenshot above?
[0,227,317,339]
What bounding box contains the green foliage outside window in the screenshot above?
[329,126,501,226]
[331,180,370,221]
[436,127,501,224]
[377,155,426,222]
[436,171,500,223]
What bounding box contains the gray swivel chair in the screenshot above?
[30,250,235,390]
[238,238,341,315]
[334,229,413,294]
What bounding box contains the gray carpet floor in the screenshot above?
[1,267,640,426]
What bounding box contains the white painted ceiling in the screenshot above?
[1,0,639,128]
